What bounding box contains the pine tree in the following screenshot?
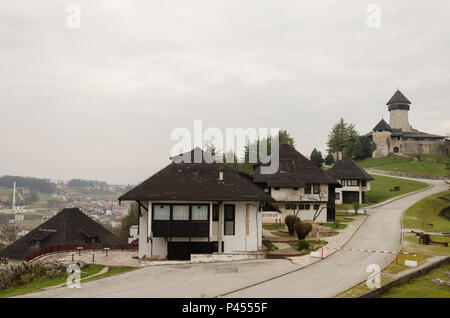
[327,118,360,155]
[325,153,335,166]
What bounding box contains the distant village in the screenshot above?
[0,178,131,245]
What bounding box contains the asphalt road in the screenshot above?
[224,177,447,297]
[19,177,447,298]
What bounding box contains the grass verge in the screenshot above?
[0,264,104,298]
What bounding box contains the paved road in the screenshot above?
[224,177,447,297]
[20,177,447,298]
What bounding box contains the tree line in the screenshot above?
[0,175,56,194]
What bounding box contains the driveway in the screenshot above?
[19,177,447,298]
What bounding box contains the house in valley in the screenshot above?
[326,156,374,204]
[118,148,274,261]
[252,144,340,223]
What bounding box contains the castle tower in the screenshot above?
[387,89,412,132]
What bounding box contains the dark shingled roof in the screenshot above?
[252,144,340,187]
[327,156,374,181]
[0,208,124,260]
[119,148,273,202]
[387,90,411,105]
[373,118,392,132]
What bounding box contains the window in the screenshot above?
[192,205,208,220]
[299,204,305,210]
[153,205,170,220]
[224,204,235,235]
[336,193,340,200]
[274,187,280,190]
[213,204,219,221]
[347,179,360,186]
[285,203,297,210]
[313,204,320,210]
[313,184,320,194]
[172,205,189,220]
[362,180,367,187]
[304,204,310,210]
[305,184,311,194]
[341,179,346,186]
[293,187,299,190]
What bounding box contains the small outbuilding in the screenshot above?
[327,156,374,205]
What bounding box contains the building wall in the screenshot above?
[391,139,447,155]
[372,131,392,158]
[335,181,370,205]
[137,200,262,259]
[272,203,328,223]
[390,109,412,132]
[270,185,329,202]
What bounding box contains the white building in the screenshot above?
[327,156,374,205]
[119,148,273,260]
[253,144,341,223]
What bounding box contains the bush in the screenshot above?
[285,215,300,235]
[296,240,310,251]
[352,201,360,214]
[294,221,313,240]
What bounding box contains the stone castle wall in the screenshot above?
[372,131,391,158]
[373,134,447,158]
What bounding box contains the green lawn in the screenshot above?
[0,264,104,298]
[262,224,285,231]
[322,222,347,230]
[365,174,428,205]
[403,190,450,232]
[381,263,450,298]
[358,154,449,177]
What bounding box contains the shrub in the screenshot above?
[352,201,360,214]
[285,215,300,235]
[296,240,310,251]
[294,221,313,240]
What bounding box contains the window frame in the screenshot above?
[313,184,320,194]
[304,184,312,194]
[224,204,235,236]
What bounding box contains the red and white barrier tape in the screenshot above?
[323,246,416,256]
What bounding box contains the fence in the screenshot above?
[26,242,138,262]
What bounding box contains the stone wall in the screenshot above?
[372,131,391,158]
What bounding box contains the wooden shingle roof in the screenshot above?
[0,208,124,260]
[119,148,273,202]
[252,144,339,187]
[387,89,411,105]
[373,118,392,132]
[327,156,374,181]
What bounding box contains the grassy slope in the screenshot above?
[403,190,450,232]
[381,263,450,298]
[358,154,449,177]
[364,174,428,205]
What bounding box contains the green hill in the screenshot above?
[358,154,449,177]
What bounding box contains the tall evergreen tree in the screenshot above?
[327,118,360,156]
[324,153,335,166]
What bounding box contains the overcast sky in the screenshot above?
[1,1,449,185]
